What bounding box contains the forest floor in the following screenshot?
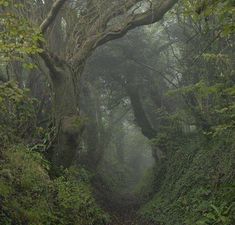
[108,193,139,225]
[105,192,153,225]
[93,175,153,225]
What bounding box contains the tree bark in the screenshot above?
[41,54,85,168]
[125,84,166,161]
[126,85,157,140]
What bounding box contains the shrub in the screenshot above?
[0,146,110,225]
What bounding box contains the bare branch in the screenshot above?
[131,58,178,88]
[95,0,178,47]
[40,0,67,33]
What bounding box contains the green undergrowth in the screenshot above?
[0,81,109,225]
[0,145,110,225]
[138,133,235,225]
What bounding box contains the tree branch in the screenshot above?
[131,58,179,88]
[95,0,178,47]
[40,0,67,33]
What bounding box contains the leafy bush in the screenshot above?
[0,81,37,146]
[53,168,109,225]
[0,146,110,225]
[0,145,53,225]
[0,0,43,63]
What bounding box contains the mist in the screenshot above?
[0,1,234,225]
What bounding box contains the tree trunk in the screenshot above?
[36,0,179,168]
[125,84,166,161]
[47,61,85,168]
[126,85,157,140]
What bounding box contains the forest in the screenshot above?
[0,0,234,225]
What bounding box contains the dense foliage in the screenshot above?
[139,128,235,225]
[135,1,235,224]
[0,83,109,225]
[0,81,36,145]
[0,0,43,63]
[0,0,234,225]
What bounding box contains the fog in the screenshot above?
[0,1,234,225]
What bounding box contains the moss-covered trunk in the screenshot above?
[49,63,85,168]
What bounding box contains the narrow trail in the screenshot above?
[108,194,139,225]
[105,192,154,225]
[93,176,154,225]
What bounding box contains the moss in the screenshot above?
[61,115,86,135]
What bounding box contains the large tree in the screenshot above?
[14,0,178,167]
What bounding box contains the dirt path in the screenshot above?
[105,193,151,225]
[93,178,153,225]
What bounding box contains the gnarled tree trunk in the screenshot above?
[42,55,85,167]
[37,0,179,168]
